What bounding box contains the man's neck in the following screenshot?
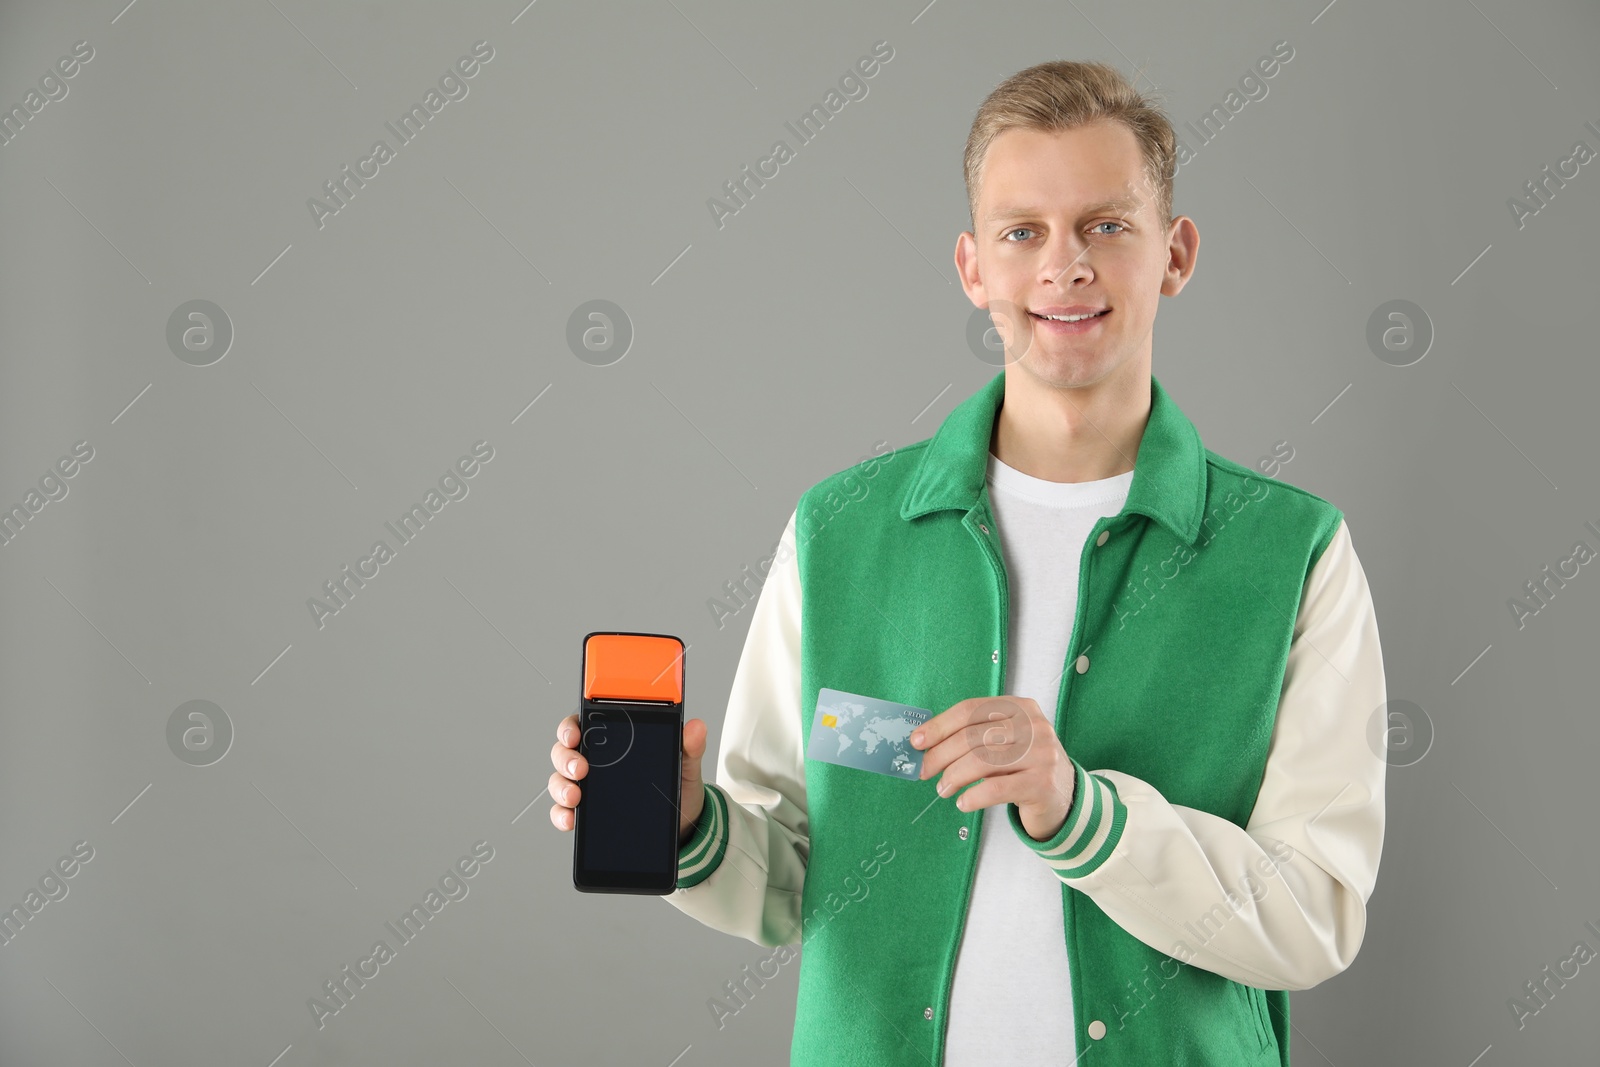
[990,366,1152,484]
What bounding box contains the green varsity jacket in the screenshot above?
[668,370,1387,1066]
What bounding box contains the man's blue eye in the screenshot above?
[1004,228,1033,241]
[1094,222,1125,235]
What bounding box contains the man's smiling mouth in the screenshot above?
[1030,309,1109,323]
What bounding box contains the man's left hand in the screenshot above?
[909,695,1076,841]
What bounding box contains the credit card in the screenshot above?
[806,687,931,780]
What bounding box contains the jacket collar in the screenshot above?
[898,369,1208,545]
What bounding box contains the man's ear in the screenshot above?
[1161,215,1200,297]
[955,230,987,308]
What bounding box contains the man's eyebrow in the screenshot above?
[985,197,1144,222]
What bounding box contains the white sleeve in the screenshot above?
[665,508,809,947]
[1006,517,1387,990]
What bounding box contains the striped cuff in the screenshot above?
[1007,758,1126,879]
[676,782,730,889]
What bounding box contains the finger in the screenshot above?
[915,704,990,777]
[556,713,579,747]
[915,696,1024,773]
[550,803,574,831]
[549,770,579,808]
[910,697,980,754]
[932,748,1022,808]
[940,768,1012,813]
[919,710,1015,779]
[917,729,969,780]
[949,748,1075,817]
[550,738,585,779]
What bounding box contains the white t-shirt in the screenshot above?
[942,452,1134,1066]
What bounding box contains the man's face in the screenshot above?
[956,120,1197,392]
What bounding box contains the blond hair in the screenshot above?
[963,60,1176,233]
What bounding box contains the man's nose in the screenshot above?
[1041,237,1092,285]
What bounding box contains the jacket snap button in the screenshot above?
[1088,1019,1106,1040]
[1095,529,1109,546]
[924,1006,934,1020]
[957,826,969,840]
[992,649,999,664]
[1075,654,1090,674]
[979,522,989,534]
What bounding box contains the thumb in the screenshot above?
[680,719,709,832]
[682,717,708,783]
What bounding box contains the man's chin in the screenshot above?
[1009,349,1118,388]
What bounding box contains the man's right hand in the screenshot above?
[549,714,709,849]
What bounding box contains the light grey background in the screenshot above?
[1,0,1597,1064]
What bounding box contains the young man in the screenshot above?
[551,60,1385,1066]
